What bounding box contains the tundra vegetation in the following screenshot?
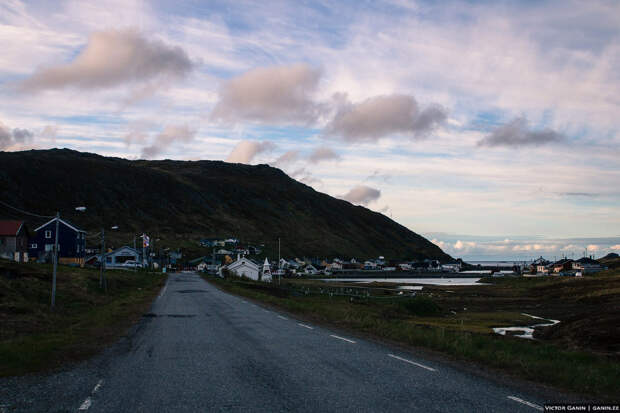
[0,260,165,376]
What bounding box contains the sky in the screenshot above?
[1,0,619,260]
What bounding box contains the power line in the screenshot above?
[0,199,54,219]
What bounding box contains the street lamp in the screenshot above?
[51,206,86,308]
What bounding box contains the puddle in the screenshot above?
[493,313,560,340]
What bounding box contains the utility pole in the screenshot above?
[100,228,106,291]
[51,212,60,308]
[142,234,146,268]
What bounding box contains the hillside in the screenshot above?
[0,149,450,261]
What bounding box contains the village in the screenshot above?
[0,217,609,282]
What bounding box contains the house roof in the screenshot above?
[34,217,85,233]
[227,257,259,271]
[0,220,24,236]
[104,246,140,257]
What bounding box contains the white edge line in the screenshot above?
[387,354,436,372]
[278,315,288,320]
[297,323,313,329]
[78,397,92,411]
[507,396,543,411]
[330,334,356,344]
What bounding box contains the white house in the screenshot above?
[441,263,460,272]
[100,246,141,268]
[226,256,260,280]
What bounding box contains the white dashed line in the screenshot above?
[77,397,92,411]
[76,379,103,411]
[387,354,436,372]
[507,396,543,411]
[242,300,247,303]
[158,283,168,299]
[277,315,288,320]
[297,323,314,329]
[92,380,103,393]
[330,334,356,344]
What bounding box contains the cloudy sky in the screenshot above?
[1,0,619,260]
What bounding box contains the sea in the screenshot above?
[321,278,484,286]
[467,260,528,267]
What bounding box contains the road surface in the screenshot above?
[1,272,563,412]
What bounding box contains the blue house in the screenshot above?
[29,217,86,265]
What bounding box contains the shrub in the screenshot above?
[398,296,441,316]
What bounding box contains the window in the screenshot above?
[45,230,52,239]
[45,244,53,252]
[31,243,37,249]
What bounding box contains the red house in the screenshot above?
[0,220,29,262]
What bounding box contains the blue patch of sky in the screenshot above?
[240,125,320,143]
[466,109,506,132]
[43,115,123,126]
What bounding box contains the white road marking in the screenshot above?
[78,397,92,411]
[387,354,436,372]
[330,334,356,344]
[76,379,103,411]
[158,283,168,299]
[278,315,288,320]
[507,396,543,411]
[297,323,314,329]
[242,300,247,303]
[92,380,103,393]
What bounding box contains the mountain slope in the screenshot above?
[0,149,450,261]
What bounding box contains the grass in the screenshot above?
[0,259,166,376]
[204,274,620,400]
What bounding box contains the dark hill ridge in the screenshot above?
[0,148,450,261]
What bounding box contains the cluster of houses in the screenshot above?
[0,218,86,265]
[1,218,608,281]
[0,217,166,269]
[199,238,263,256]
[191,253,462,282]
[526,256,605,276]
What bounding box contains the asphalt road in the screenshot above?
[1,272,563,412]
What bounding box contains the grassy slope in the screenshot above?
[0,149,450,261]
[0,260,165,376]
[204,271,620,399]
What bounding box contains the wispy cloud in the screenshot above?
[274,150,300,166]
[211,63,324,125]
[325,94,446,142]
[18,29,194,94]
[140,125,197,159]
[341,185,381,205]
[477,117,564,148]
[226,140,276,164]
[307,147,340,163]
[0,120,34,149]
